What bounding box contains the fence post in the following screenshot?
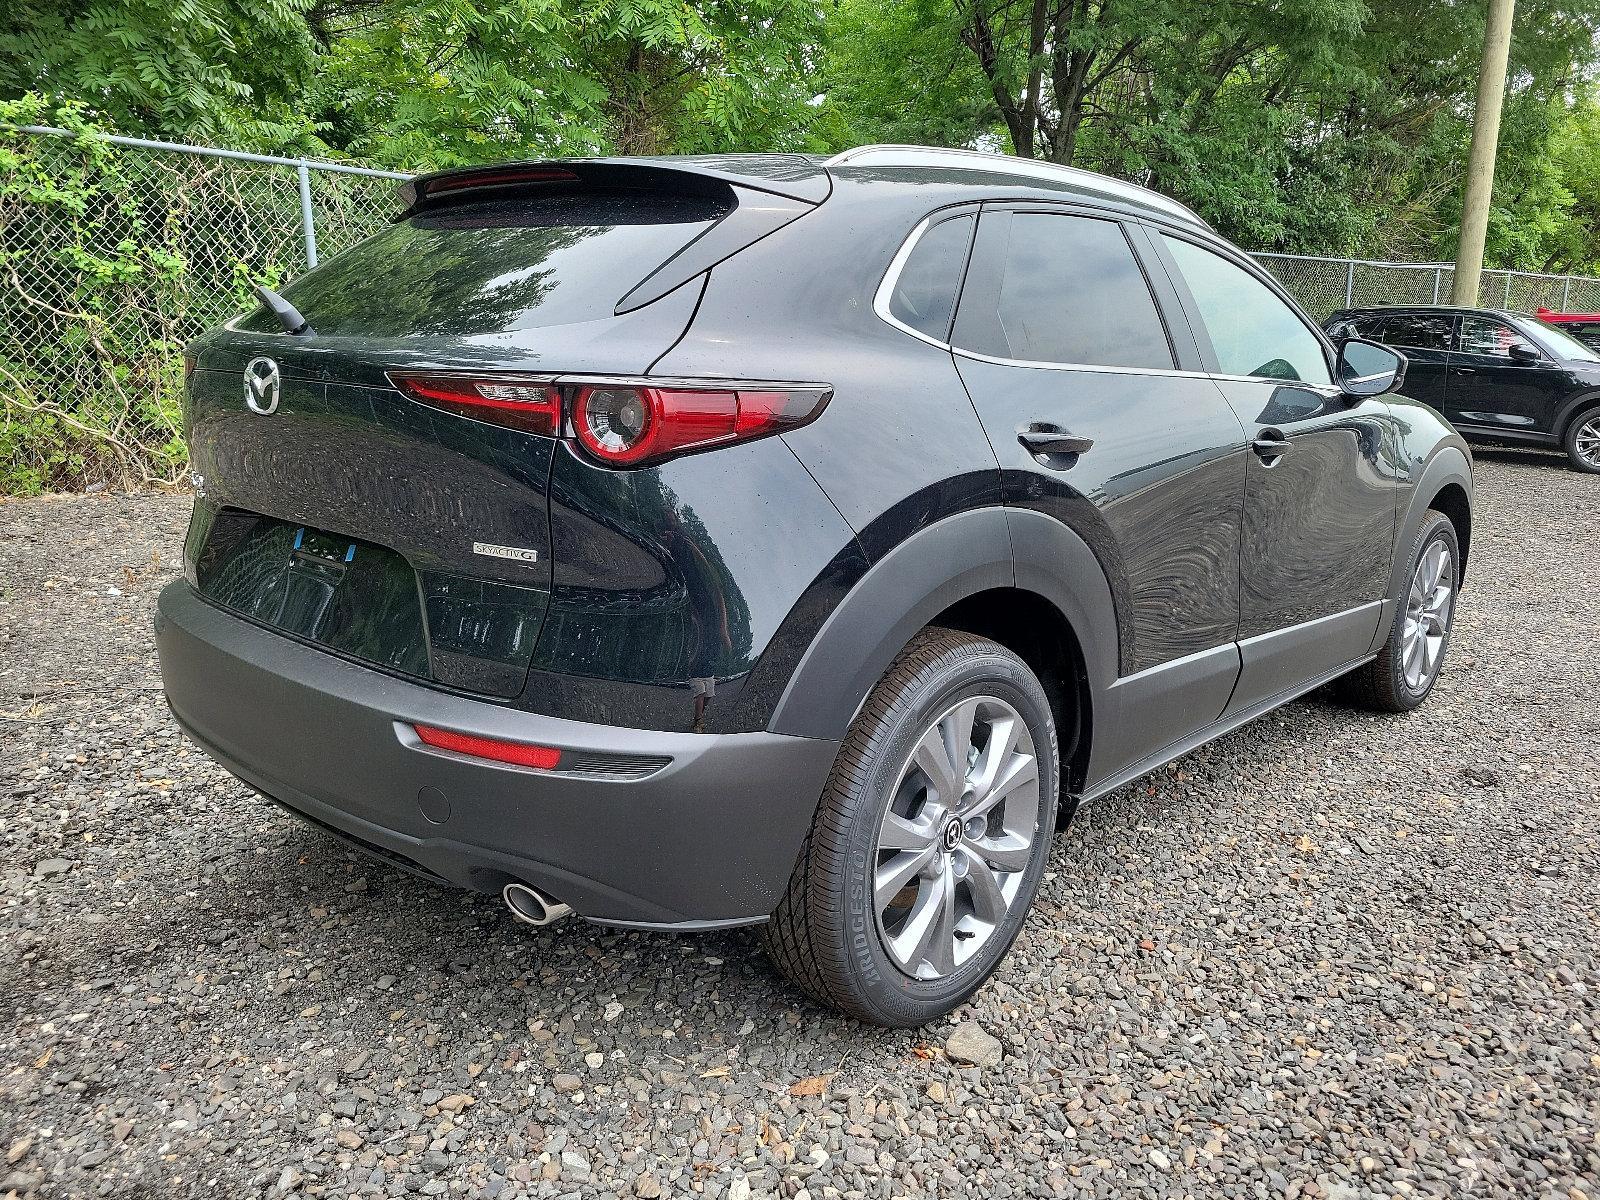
[1502,273,1511,308]
[1433,268,1442,304]
[1563,278,1572,311]
[297,161,318,269]
[1344,260,1355,307]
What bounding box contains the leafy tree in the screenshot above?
[0,0,321,149]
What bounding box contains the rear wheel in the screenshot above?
[760,628,1058,1027]
[1563,403,1600,473]
[1337,509,1458,712]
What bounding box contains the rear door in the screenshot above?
[948,205,1249,752]
[1151,231,1398,712]
[185,176,753,697]
[1369,311,1454,415]
[1449,314,1571,436]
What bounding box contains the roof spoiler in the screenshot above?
[399,155,832,213]
[395,156,833,316]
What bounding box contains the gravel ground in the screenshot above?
[2,449,1598,1200]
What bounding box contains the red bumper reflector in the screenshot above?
[413,724,561,770]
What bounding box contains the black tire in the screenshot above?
[760,628,1058,1027]
[1563,403,1600,473]
[1337,509,1459,713]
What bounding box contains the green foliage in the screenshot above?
[0,95,390,494]
[302,0,825,169]
[818,0,1600,263]
[0,0,322,150]
[0,95,187,492]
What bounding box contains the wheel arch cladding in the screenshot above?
[766,506,1118,775]
[1556,390,1600,441]
[1386,445,1473,621]
[1428,480,1472,580]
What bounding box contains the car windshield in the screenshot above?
[1525,316,1600,363]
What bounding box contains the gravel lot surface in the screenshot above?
[3,449,1598,1200]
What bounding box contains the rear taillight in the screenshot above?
[390,372,830,467]
[390,373,560,436]
[569,383,831,468]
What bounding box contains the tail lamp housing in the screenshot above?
[389,372,831,469]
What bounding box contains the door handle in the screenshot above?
[1454,367,1476,375]
[1251,430,1292,465]
[1017,423,1094,459]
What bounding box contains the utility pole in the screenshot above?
[1452,0,1516,306]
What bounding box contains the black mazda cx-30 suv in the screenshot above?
[1326,304,1600,471]
[157,145,1473,1026]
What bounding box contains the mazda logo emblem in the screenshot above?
[244,357,281,415]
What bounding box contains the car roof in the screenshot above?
[823,145,1211,230]
[406,146,1212,232]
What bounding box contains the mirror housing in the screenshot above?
[1335,337,1406,398]
[1508,341,1541,364]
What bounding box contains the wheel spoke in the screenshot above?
[968,832,1032,872]
[912,724,962,806]
[966,743,1037,823]
[1427,582,1453,619]
[927,868,958,976]
[879,810,937,851]
[875,845,937,910]
[938,698,980,781]
[889,867,949,976]
[1423,630,1444,674]
[1402,634,1424,688]
[960,851,1008,926]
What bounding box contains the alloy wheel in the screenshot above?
[1401,540,1454,692]
[872,695,1040,980]
[1576,415,1600,469]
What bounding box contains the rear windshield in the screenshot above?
[240,190,731,338]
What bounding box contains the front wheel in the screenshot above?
[760,628,1058,1027]
[1563,403,1600,473]
[1337,509,1459,712]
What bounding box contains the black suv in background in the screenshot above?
[1326,305,1600,471]
[158,146,1473,1026]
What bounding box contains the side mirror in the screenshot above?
[1335,337,1406,398]
[1508,342,1541,364]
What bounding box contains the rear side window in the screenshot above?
[1459,315,1537,359]
[1379,313,1452,351]
[1162,235,1331,385]
[953,212,1174,369]
[240,190,733,338]
[887,214,974,341]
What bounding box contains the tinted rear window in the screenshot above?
[240,190,732,338]
[888,214,973,341]
[953,212,1174,369]
[1378,313,1452,351]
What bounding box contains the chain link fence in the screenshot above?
[1255,252,1600,322]
[0,125,406,492]
[6,125,1600,493]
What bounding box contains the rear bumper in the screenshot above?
[155,581,839,928]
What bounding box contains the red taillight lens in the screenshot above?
[570,384,830,468]
[390,374,559,437]
[413,724,561,770]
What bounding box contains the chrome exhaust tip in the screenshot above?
[502,882,574,927]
